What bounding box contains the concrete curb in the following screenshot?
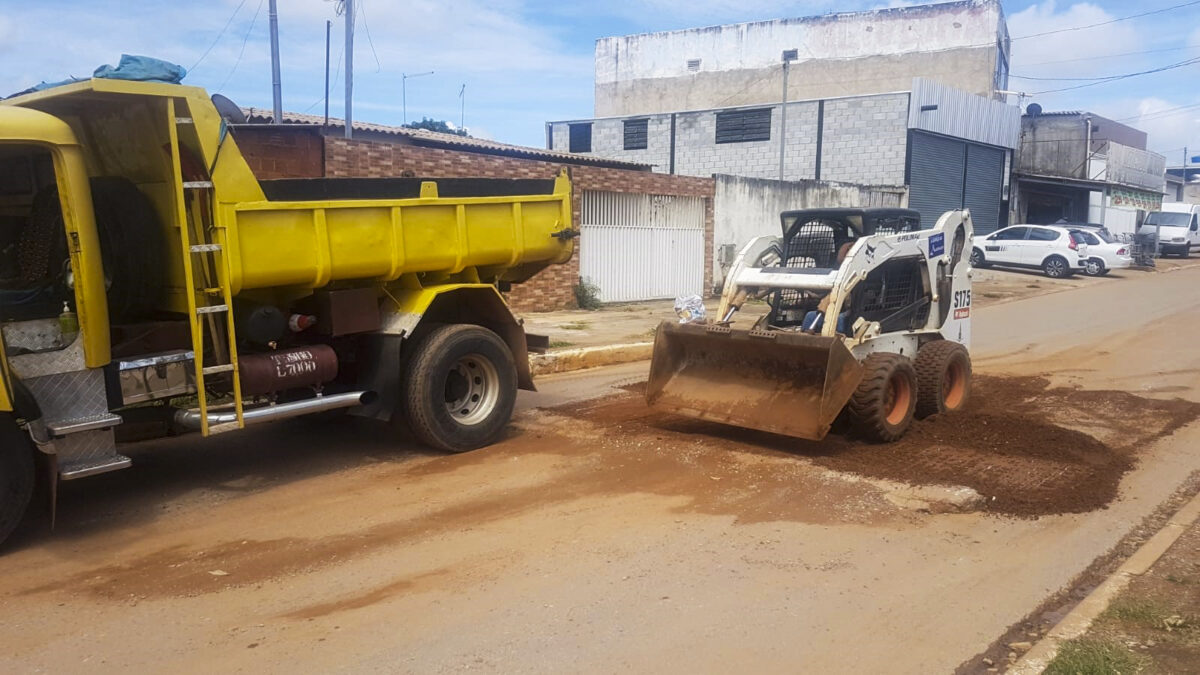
[1007,490,1200,674]
[530,342,653,376]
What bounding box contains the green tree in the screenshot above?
[403,117,470,137]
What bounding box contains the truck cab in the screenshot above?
[0,78,574,547]
[1141,203,1200,257]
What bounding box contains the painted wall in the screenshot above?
[711,174,906,285]
[549,92,910,186]
[594,0,1007,116]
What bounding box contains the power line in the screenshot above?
[217,0,266,93]
[358,0,383,73]
[1020,45,1198,68]
[190,0,250,74]
[1116,101,1200,123]
[1013,55,1200,81]
[1028,56,1200,94]
[1010,0,1200,41]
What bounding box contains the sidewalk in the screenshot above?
[1011,489,1200,674]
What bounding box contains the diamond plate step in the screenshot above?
[59,454,132,480]
[47,413,123,436]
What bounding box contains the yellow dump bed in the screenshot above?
[3,79,574,302]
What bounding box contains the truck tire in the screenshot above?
[914,340,971,419]
[846,353,917,442]
[402,324,517,453]
[0,413,34,548]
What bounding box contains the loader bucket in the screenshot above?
[645,322,864,441]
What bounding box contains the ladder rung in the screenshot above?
[176,117,194,124]
[183,181,214,189]
[196,304,229,315]
[202,364,235,375]
[207,421,242,435]
[190,244,222,253]
[200,287,223,295]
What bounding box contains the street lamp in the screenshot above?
[779,49,799,181]
[402,71,434,124]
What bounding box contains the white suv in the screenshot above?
[970,225,1088,278]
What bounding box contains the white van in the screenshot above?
[1141,203,1200,257]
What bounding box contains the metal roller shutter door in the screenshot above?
[580,191,705,303]
[908,131,965,230]
[963,144,1004,235]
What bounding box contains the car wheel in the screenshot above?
[1083,258,1105,276]
[969,248,988,268]
[1042,255,1070,278]
[1183,246,1191,259]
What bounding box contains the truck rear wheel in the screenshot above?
[846,353,917,442]
[402,324,517,453]
[0,413,35,547]
[914,340,972,419]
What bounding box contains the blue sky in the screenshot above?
[2,0,1198,160]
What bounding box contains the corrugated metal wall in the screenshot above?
[908,132,965,231]
[580,191,705,302]
[908,77,1020,150]
[909,131,1006,234]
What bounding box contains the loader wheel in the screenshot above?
[0,413,35,548]
[914,340,972,419]
[402,324,517,453]
[846,353,917,443]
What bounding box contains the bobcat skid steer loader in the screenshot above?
[646,208,974,442]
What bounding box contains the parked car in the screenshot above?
[1140,203,1200,257]
[1068,227,1133,276]
[970,225,1088,278]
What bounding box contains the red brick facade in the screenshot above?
[231,129,714,311]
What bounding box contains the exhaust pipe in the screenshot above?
[174,391,374,430]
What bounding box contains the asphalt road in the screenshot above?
[2,266,1199,673]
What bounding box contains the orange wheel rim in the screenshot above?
[885,374,912,425]
[943,361,967,410]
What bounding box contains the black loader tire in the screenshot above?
[88,177,167,320]
[0,413,35,548]
[402,324,517,453]
[914,340,972,419]
[846,352,918,443]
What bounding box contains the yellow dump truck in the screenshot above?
[0,78,574,544]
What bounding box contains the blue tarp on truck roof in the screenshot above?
[8,54,186,98]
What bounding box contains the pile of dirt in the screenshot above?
[559,376,1200,517]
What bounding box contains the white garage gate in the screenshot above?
[580,190,705,303]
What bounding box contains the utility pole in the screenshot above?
[779,49,798,181]
[344,0,354,139]
[268,0,282,124]
[323,20,331,127]
[459,84,466,131]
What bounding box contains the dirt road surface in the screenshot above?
[3,268,1200,673]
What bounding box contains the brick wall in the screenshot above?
[234,129,713,311]
[232,126,324,178]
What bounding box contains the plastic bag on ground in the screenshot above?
[674,294,706,324]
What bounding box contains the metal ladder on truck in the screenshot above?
[167,98,245,436]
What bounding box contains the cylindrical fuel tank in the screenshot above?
[239,344,338,395]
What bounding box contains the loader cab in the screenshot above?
[770,208,927,330]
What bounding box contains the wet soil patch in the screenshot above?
[564,375,1200,517]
